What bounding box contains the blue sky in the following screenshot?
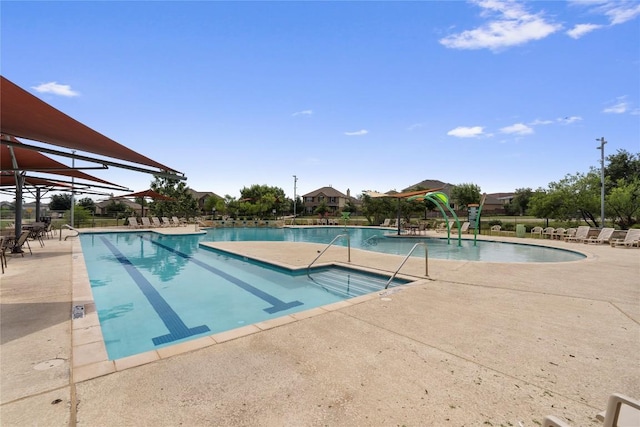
[2,0,639,203]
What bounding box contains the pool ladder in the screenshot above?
[385,242,429,289]
[307,233,350,278]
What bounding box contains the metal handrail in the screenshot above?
[384,242,428,289]
[307,233,350,277]
[60,224,79,241]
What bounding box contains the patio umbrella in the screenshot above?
[117,189,174,216]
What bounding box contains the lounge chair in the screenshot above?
[610,228,640,248]
[551,227,566,240]
[171,216,184,227]
[128,217,141,229]
[379,218,391,227]
[140,217,154,228]
[584,227,615,245]
[151,217,163,227]
[161,217,172,227]
[565,225,590,243]
[457,222,470,234]
[12,230,32,256]
[489,225,501,235]
[544,392,640,427]
[542,227,555,239]
[530,226,543,238]
[436,220,455,233]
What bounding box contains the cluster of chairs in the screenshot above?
[128,216,185,229]
[547,225,640,247]
[1,221,56,274]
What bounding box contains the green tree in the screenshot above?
[77,197,96,213]
[104,200,131,218]
[314,201,329,218]
[239,184,287,219]
[510,187,533,216]
[528,172,601,226]
[150,177,199,218]
[450,183,481,210]
[360,193,395,225]
[203,195,225,218]
[606,149,640,189]
[606,178,640,229]
[65,205,91,228]
[49,193,72,210]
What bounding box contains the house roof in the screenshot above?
[187,189,221,200]
[302,186,348,198]
[95,198,142,209]
[403,179,454,192]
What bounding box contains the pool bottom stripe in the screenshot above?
[147,237,304,314]
[100,237,211,346]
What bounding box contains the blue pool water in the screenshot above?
[80,232,408,360]
[80,227,584,359]
[205,227,586,263]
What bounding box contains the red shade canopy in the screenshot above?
[1,136,124,188]
[0,174,71,188]
[118,189,174,201]
[0,75,178,173]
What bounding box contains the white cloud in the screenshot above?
[500,123,533,135]
[569,1,640,27]
[439,0,561,51]
[529,118,554,126]
[603,102,628,114]
[344,129,368,136]
[31,82,80,97]
[292,109,313,117]
[566,23,603,39]
[603,2,640,25]
[407,123,423,131]
[558,116,583,124]
[447,126,485,138]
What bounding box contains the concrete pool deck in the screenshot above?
[1,227,638,426]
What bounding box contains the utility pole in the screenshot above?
[293,175,298,220]
[596,137,607,227]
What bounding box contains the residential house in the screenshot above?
[95,198,142,216]
[301,186,357,216]
[188,189,221,214]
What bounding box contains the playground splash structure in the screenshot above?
[407,191,462,247]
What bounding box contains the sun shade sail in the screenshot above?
[1,137,125,188]
[118,189,174,200]
[0,174,71,188]
[1,76,179,173]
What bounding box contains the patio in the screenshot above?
[1,228,638,426]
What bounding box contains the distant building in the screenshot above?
[403,179,454,198]
[301,186,357,215]
[188,189,221,213]
[95,198,142,216]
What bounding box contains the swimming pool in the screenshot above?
[80,232,408,360]
[205,227,586,263]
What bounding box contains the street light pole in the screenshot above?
[293,175,298,220]
[596,137,607,227]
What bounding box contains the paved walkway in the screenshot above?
[1,227,638,426]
